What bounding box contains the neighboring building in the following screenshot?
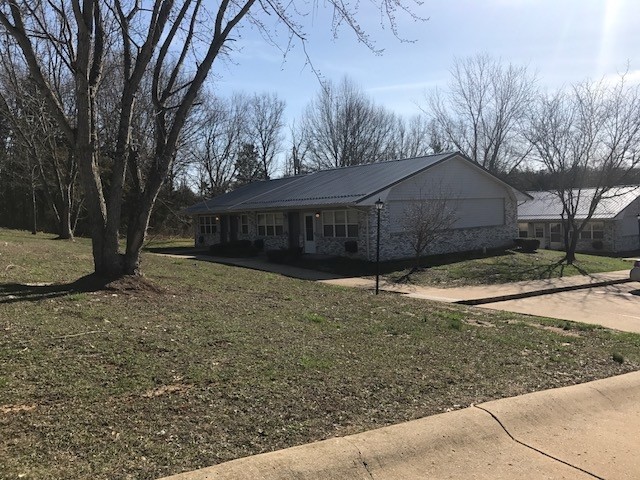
[517,186,640,253]
[185,152,528,261]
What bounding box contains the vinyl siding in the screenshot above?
[386,157,508,232]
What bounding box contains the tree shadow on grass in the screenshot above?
[513,258,590,280]
[512,260,566,280]
[0,274,112,305]
[393,257,592,286]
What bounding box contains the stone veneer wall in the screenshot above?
[536,221,617,253]
[315,209,369,258]
[195,228,220,247]
[572,221,615,253]
[367,198,519,261]
[615,234,639,252]
[242,212,289,250]
[613,219,640,253]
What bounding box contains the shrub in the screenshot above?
[448,317,463,331]
[513,238,540,253]
[592,240,603,250]
[209,243,224,255]
[266,247,303,263]
[236,239,253,249]
[344,240,358,253]
[253,238,265,251]
[612,352,625,364]
[209,240,259,257]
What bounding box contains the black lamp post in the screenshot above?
[637,213,640,250]
[375,198,384,294]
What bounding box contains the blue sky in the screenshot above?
[212,0,640,123]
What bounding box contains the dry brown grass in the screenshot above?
[1,228,640,479]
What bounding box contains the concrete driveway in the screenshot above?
[324,271,640,333]
[480,281,640,333]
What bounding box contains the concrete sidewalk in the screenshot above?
[159,371,640,480]
[151,252,343,281]
[321,270,632,304]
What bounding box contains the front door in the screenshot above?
[533,223,546,248]
[303,213,316,254]
[550,222,563,249]
[288,212,300,249]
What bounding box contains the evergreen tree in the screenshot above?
[234,143,265,188]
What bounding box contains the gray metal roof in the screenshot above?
[186,152,526,215]
[518,186,640,221]
[184,176,301,215]
[186,153,457,214]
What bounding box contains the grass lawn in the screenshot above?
[2,228,640,479]
[388,248,632,287]
[144,236,195,250]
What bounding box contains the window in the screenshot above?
[199,215,217,234]
[240,214,249,235]
[518,223,529,238]
[534,224,544,238]
[322,210,359,238]
[550,223,562,243]
[257,213,284,236]
[579,222,604,240]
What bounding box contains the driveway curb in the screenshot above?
[456,277,632,305]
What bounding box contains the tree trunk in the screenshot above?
[413,250,422,271]
[75,142,122,276]
[565,230,578,265]
[90,232,125,277]
[58,198,74,240]
[123,167,167,276]
[56,153,77,240]
[30,179,37,235]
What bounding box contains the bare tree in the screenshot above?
[427,54,537,174]
[284,120,310,176]
[525,76,640,264]
[388,114,443,159]
[0,1,420,277]
[401,185,458,270]
[0,52,78,239]
[191,93,248,196]
[247,92,285,179]
[302,77,397,169]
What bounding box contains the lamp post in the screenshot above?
[637,213,640,251]
[375,198,384,294]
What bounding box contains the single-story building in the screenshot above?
[517,186,640,253]
[185,152,529,261]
